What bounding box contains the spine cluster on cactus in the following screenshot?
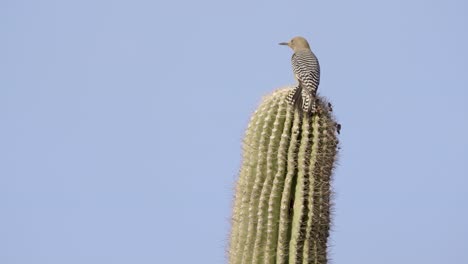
[229,88,339,264]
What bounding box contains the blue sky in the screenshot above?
[1,0,467,263]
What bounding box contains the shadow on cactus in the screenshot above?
[229,87,340,264]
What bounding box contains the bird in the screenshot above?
[279,36,320,115]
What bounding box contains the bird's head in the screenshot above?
[279,36,311,52]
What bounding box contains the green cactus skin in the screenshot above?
[229,87,339,264]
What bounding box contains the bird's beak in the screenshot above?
[279,42,289,46]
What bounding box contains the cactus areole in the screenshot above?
[229,87,339,264]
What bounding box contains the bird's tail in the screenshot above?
[286,86,316,115]
[286,86,303,110]
[301,89,317,115]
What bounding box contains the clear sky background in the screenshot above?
[1,0,467,263]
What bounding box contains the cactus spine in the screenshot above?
[229,87,339,264]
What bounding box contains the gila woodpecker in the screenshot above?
[280,36,320,115]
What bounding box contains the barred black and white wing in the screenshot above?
[286,50,320,114]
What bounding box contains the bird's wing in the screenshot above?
[292,51,321,91]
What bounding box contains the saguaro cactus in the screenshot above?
[229,87,339,264]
